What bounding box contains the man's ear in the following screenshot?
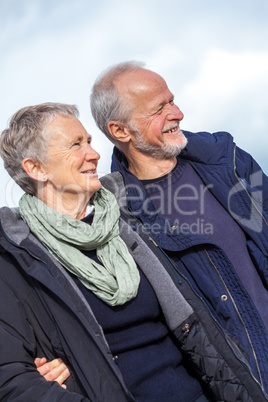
[21,158,48,182]
[108,121,131,143]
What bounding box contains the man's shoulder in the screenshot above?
[183,129,233,143]
[181,130,235,164]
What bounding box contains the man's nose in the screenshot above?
[167,104,184,121]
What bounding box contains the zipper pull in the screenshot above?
[148,237,158,247]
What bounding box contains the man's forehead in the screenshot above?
[116,69,166,93]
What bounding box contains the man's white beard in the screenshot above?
[134,128,188,160]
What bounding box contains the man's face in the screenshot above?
[116,69,186,159]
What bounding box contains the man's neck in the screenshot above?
[127,151,177,180]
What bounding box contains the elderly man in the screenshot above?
[90,61,268,394]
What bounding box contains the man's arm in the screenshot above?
[35,357,70,389]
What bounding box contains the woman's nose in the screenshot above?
[85,145,100,161]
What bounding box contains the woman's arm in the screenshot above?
[0,275,88,401]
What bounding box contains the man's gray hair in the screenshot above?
[0,102,79,196]
[90,61,145,144]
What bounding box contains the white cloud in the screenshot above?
[0,0,267,207]
[185,50,268,99]
[179,50,268,165]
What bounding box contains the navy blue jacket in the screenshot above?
[111,130,268,392]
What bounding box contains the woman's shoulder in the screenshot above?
[0,206,30,247]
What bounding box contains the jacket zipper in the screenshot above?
[204,248,264,389]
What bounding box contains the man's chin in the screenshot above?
[135,132,187,160]
[162,134,188,158]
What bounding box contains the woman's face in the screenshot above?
[44,114,101,203]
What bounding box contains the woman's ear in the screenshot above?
[21,158,48,182]
[108,121,131,143]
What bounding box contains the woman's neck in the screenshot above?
[37,188,89,220]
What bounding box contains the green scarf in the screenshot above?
[19,187,140,306]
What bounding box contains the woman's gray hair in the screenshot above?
[90,61,145,144]
[0,102,79,195]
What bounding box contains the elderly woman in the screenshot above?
[0,103,265,402]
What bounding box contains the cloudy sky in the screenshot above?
[0,0,267,207]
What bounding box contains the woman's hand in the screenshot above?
[34,357,70,389]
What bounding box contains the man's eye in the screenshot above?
[169,100,174,105]
[72,142,80,147]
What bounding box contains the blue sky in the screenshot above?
[0,0,268,207]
